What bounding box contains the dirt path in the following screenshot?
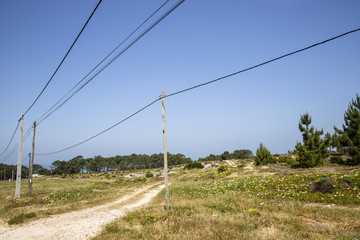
[0,183,164,240]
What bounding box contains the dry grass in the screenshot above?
[0,173,157,225]
[94,166,360,240]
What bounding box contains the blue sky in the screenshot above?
[0,0,359,168]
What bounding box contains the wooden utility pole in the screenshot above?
[28,153,31,196]
[3,168,5,190]
[15,114,24,198]
[29,121,36,196]
[161,90,169,210]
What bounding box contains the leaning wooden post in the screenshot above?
[29,121,36,196]
[28,153,31,196]
[161,90,169,210]
[3,168,5,191]
[15,114,24,198]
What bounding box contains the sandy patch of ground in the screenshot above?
[0,183,164,240]
[224,160,236,167]
[124,172,146,178]
[243,162,255,171]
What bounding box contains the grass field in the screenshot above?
[1,162,359,239]
[0,171,159,225]
[94,163,360,240]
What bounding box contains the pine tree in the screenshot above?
[254,143,272,166]
[295,113,328,167]
[334,93,360,165]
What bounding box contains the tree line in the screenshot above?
[0,163,49,180]
[50,153,192,175]
[198,149,253,162]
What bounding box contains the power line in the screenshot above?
[164,27,360,99]
[36,0,179,126]
[2,0,170,161]
[3,0,183,159]
[1,0,102,163]
[36,97,161,155]
[1,144,19,164]
[0,120,20,156]
[22,0,102,117]
[22,154,29,165]
[35,27,360,156]
[36,0,169,126]
[1,126,33,164]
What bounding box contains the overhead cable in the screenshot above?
[37,0,181,126]
[22,0,102,117]
[0,120,20,156]
[36,98,161,155]
[22,154,29,164]
[164,27,360,98]
[36,27,360,156]
[36,0,169,126]
[1,127,33,164]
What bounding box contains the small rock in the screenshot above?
[309,177,335,194]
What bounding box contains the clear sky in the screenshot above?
[0,0,359,168]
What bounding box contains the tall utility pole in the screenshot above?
[28,153,31,196]
[29,121,36,196]
[161,90,169,210]
[12,169,14,181]
[3,168,5,190]
[15,114,24,198]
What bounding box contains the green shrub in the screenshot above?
[254,143,272,166]
[218,165,228,173]
[237,163,245,168]
[278,155,296,165]
[8,212,36,225]
[184,162,204,170]
[330,156,344,164]
[146,172,154,178]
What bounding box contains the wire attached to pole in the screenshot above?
[22,0,103,117]
[35,27,360,156]
[165,27,360,99]
[36,0,170,126]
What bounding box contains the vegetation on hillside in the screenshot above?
[198,149,253,162]
[0,163,48,180]
[95,166,360,240]
[50,153,192,175]
[183,162,204,170]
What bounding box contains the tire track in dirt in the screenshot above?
[0,183,164,240]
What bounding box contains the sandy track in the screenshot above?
[0,183,164,240]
